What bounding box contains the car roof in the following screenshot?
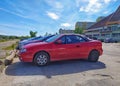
[60,34,84,36]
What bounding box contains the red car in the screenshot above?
[19,34,103,66]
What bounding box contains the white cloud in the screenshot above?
[79,0,102,13]
[75,0,88,7]
[103,11,109,14]
[75,0,81,7]
[0,8,25,18]
[55,2,63,9]
[45,1,63,9]
[46,12,59,20]
[61,23,71,27]
[104,0,111,4]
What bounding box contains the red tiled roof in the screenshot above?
[109,6,120,22]
[88,6,120,29]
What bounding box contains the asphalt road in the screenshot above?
[0,43,120,86]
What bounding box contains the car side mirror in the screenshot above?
[55,40,62,44]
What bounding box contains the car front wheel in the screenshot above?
[88,50,99,62]
[34,52,50,66]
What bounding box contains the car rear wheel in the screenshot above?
[88,50,99,62]
[34,52,50,66]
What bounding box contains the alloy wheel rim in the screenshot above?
[37,54,47,65]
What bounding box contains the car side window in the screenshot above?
[66,35,85,44]
[59,36,66,44]
[75,35,86,42]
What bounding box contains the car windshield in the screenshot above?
[37,35,53,41]
[45,35,61,43]
[25,37,37,41]
[31,37,42,40]
[32,36,50,41]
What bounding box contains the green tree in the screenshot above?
[96,16,105,22]
[30,31,37,37]
[75,22,87,34]
[44,32,48,36]
[55,32,58,35]
[74,26,84,34]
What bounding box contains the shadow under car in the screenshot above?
[5,59,106,78]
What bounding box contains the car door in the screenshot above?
[65,35,89,59]
[74,35,90,58]
[52,35,68,61]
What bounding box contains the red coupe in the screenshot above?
[19,34,103,66]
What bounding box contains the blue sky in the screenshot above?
[0,0,120,36]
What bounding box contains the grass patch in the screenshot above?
[0,58,4,63]
[2,43,17,50]
[0,39,8,42]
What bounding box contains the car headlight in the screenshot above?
[20,48,27,53]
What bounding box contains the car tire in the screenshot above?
[34,52,50,66]
[88,50,99,62]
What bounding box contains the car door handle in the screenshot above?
[76,45,80,48]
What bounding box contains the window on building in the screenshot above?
[93,34,99,37]
[108,27,111,31]
[101,34,105,36]
[119,27,120,30]
[99,29,102,32]
[112,26,118,31]
[105,34,110,37]
[112,33,120,37]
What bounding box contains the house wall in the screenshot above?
[85,24,120,41]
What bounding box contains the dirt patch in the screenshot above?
[116,61,120,63]
[92,74,113,79]
[78,78,119,86]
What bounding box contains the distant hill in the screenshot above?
[0,35,30,42]
[0,35,19,39]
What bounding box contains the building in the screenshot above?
[59,28,74,34]
[75,22,95,30]
[59,22,95,34]
[85,6,120,41]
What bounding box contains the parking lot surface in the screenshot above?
[0,43,120,86]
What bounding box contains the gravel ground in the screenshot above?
[0,43,120,86]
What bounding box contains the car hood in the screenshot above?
[23,42,49,48]
[20,39,30,43]
[19,40,30,45]
[20,40,42,45]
